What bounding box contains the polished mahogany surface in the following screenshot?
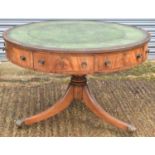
[3,21,150,75]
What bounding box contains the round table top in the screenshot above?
[4,21,150,52]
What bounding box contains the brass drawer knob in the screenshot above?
[81,62,87,68]
[2,47,6,51]
[38,59,45,65]
[20,56,26,61]
[104,60,111,67]
[3,43,5,51]
[136,53,142,59]
[146,49,150,53]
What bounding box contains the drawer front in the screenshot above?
[96,52,124,72]
[33,52,55,72]
[95,46,147,73]
[123,47,147,67]
[7,46,33,68]
[33,52,94,74]
[66,55,94,73]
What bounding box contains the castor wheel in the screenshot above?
[15,119,25,128]
[127,125,137,132]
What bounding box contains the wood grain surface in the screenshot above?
[5,41,149,75]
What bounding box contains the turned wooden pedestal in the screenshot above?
[16,75,136,132]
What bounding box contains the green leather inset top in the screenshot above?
[4,21,150,51]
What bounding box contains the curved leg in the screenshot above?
[16,86,74,127]
[82,86,136,132]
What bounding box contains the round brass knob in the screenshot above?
[81,62,87,69]
[104,60,111,67]
[136,53,142,59]
[2,47,6,51]
[20,56,26,61]
[38,59,45,65]
[146,49,150,53]
[3,43,6,51]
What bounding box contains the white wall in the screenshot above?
[0,0,154,18]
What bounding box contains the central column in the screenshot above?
[70,75,87,101]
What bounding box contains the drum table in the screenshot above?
[3,21,150,132]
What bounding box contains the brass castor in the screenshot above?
[127,125,137,132]
[15,120,25,128]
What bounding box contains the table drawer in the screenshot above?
[96,52,124,72]
[95,48,146,73]
[33,52,56,72]
[33,52,94,74]
[6,46,33,68]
